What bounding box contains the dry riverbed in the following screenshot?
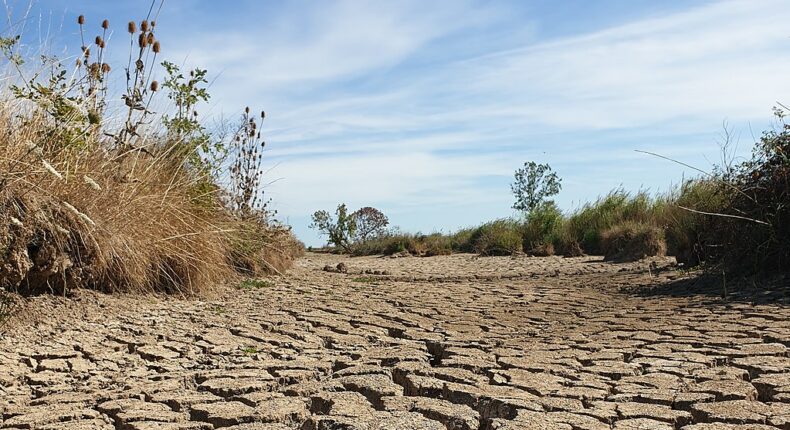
[1,253,790,429]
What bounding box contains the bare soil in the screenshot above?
[1,253,789,429]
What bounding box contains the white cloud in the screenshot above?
[159,0,790,244]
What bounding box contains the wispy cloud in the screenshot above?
[24,0,790,245]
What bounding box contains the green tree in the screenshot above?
[511,161,562,215]
[350,207,389,243]
[310,204,357,252]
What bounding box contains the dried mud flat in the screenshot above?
[2,253,790,430]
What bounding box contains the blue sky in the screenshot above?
[7,0,790,246]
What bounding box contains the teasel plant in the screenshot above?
[229,107,269,218]
[75,15,112,133]
[114,12,163,154]
[1,14,116,151]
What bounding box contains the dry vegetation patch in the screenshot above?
[0,14,300,300]
[601,221,666,262]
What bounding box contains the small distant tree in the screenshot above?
[310,204,357,252]
[511,161,562,215]
[310,205,390,252]
[351,207,389,243]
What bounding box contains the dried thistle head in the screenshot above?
[141,20,149,32]
[128,21,137,34]
[89,62,101,78]
[152,41,161,54]
[102,19,109,30]
[78,15,85,25]
[150,81,159,92]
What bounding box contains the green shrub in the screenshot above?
[420,233,453,256]
[601,221,666,262]
[564,190,656,254]
[470,219,524,256]
[449,228,476,253]
[658,180,730,267]
[661,109,790,275]
[522,202,564,252]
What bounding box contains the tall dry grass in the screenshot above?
[0,102,236,295]
[0,12,301,296]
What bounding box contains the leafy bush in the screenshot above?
[663,108,790,274]
[601,221,666,262]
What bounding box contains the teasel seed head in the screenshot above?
[138,33,147,48]
[147,33,155,45]
[78,15,85,25]
[102,19,109,29]
[140,20,149,32]
[261,110,265,119]
[128,21,137,34]
[152,41,160,53]
[101,63,111,73]
[151,20,156,28]
[150,80,159,92]
[95,36,103,46]
[245,106,250,114]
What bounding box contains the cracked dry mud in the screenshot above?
[2,253,790,429]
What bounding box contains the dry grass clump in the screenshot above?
[527,242,555,257]
[228,217,304,276]
[350,232,453,257]
[0,12,300,297]
[600,221,666,262]
[0,106,234,295]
